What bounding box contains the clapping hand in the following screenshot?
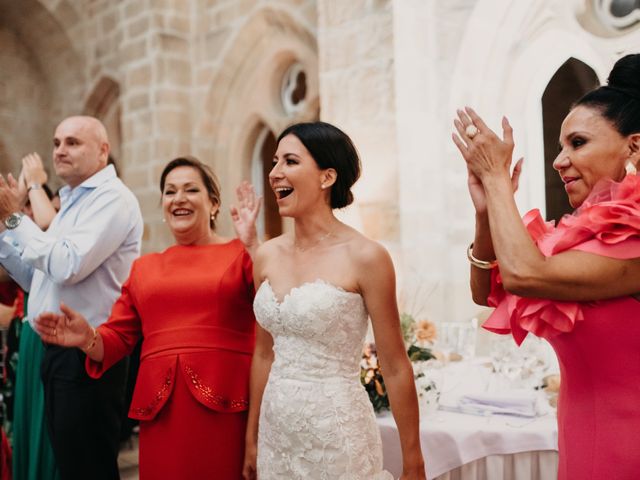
[0,173,22,222]
[230,181,262,252]
[34,302,92,348]
[21,152,48,186]
[452,107,523,215]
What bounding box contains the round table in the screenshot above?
[377,409,558,479]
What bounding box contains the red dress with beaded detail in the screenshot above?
[86,239,255,479]
[484,174,640,480]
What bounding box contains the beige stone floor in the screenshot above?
[118,434,140,480]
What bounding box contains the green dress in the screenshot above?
[13,319,60,480]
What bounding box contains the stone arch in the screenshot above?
[542,58,599,222]
[0,0,84,176]
[193,5,319,234]
[84,76,123,165]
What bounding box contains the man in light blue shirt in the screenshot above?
[0,116,143,480]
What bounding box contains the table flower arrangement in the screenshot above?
[413,361,441,414]
[361,314,439,413]
[360,343,389,412]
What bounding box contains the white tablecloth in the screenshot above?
[377,410,558,479]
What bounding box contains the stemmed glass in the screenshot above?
[436,323,457,362]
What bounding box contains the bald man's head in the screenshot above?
[53,116,111,188]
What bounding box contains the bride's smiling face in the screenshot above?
[269,134,330,217]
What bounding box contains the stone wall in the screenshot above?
[317,0,399,243]
[0,0,317,252]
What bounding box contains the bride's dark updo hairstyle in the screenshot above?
[277,121,361,209]
[575,53,640,136]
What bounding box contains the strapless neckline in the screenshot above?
[258,278,362,306]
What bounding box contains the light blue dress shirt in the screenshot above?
[0,164,143,328]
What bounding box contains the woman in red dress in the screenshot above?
[452,54,640,479]
[35,156,261,479]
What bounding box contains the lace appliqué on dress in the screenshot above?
[254,280,394,480]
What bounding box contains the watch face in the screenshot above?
[4,213,22,229]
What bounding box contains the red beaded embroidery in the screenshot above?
[183,364,248,409]
[131,368,173,417]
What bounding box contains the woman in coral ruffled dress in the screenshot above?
[452,54,640,480]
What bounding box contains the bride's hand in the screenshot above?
[242,441,257,480]
[230,181,262,250]
[399,465,427,480]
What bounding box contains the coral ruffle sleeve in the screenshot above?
[483,174,640,345]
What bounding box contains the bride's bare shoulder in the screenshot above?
[257,234,293,258]
[344,229,392,267]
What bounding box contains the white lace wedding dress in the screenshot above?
[253,279,394,480]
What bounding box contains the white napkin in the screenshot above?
[457,390,537,417]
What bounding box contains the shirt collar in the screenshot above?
[59,164,116,203]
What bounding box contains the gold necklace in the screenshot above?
[294,229,334,252]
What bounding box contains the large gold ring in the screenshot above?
[465,124,479,139]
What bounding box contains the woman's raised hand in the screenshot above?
[452,107,515,181]
[452,108,523,214]
[230,181,262,250]
[34,302,93,348]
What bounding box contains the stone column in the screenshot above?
[117,0,193,252]
[316,0,399,245]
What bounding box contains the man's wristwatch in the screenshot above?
[4,212,24,230]
[27,183,42,193]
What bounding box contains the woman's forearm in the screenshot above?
[470,213,494,305]
[482,173,545,286]
[84,331,105,362]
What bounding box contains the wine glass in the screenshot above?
[437,322,458,362]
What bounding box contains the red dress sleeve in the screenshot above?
[86,261,142,378]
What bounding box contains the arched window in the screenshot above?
[252,126,280,239]
[281,63,307,115]
[594,0,640,30]
[541,58,599,222]
[84,77,122,163]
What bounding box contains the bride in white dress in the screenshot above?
[242,122,426,480]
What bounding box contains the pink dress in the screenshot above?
[483,174,640,480]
